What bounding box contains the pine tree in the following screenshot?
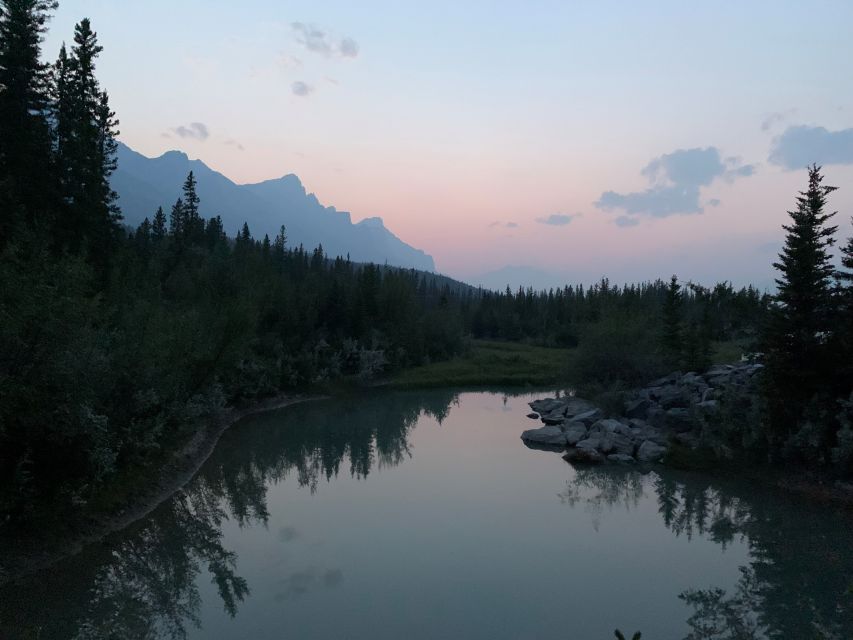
[152,206,166,240]
[764,165,838,448]
[169,198,185,237]
[835,219,853,387]
[181,171,202,242]
[661,275,683,368]
[0,0,58,241]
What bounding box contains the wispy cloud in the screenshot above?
[170,122,209,141]
[224,138,245,151]
[769,125,853,169]
[291,81,314,97]
[614,216,639,228]
[489,221,519,229]
[595,147,755,224]
[535,213,577,226]
[291,22,359,59]
[761,109,796,132]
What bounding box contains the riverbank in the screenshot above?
[0,392,326,586]
[388,340,573,388]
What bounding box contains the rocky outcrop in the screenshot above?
[521,362,763,465]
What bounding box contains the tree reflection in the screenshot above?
[0,389,458,640]
[560,464,853,638]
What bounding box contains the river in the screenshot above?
[2,389,852,639]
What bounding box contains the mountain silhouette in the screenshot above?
[111,142,436,271]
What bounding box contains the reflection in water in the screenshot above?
[2,389,853,639]
[560,465,853,639]
[0,390,459,640]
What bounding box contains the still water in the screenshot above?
[2,389,853,639]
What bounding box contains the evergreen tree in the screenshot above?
[0,0,58,241]
[169,198,185,237]
[151,206,166,240]
[764,165,838,450]
[661,275,683,368]
[835,220,853,387]
[181,171,202,242]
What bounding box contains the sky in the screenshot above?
[42,1,853,289]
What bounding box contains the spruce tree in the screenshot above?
[661,275,683,369]
[764,165,838,449]
[169,198,185,237]
[151,206,166,240]
[0,0,58,241]
[181,171,202,241]
[836,220,853,387]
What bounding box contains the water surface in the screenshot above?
[3,389,852,639]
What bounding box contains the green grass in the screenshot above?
[388,340,574,389]
[711,339,750,364]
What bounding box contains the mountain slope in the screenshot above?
[111,143,436,271]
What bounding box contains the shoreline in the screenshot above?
[0,392,326,587]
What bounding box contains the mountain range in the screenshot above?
[111,143,436,272]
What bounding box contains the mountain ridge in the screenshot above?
[111,143,436,271]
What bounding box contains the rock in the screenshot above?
[563,422,588,446]
[607,453,636,464]
[624,398,652,420]
[635,425,668,446]
[610,433,635,456]
[571,408,603,426]
[563,397,597,418]
[529,398,565,415]
[665,408,694,432]
[655,386,691,409]
[648,372,682,387]
[674,432,700,448]
[590,418,633,438]
[647,405,666,428]
[540,410,568,425]
[576,437,602,452]
[526,412,539,419]
[697,400,718,412]
[563,447,605,464]
[521,425,566,447]
[637,440,667,462]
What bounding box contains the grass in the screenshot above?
[388,340,574,389]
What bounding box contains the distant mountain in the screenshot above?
[111,143,436,271]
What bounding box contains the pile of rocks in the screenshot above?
[521,362,763,465]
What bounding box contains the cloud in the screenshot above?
[707,198,721,207]
[614,216,639,227]
[595,147,755,223]
[489,221,518,229]
[171,122,209,141]
[768,125,853,169]
[224,138,244,151]
[761,109,796,132]
[291,22,359,59]
[506,222,519,228]
[535,213,577,226]
[291,81,314,97]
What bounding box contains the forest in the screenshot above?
[1,1,852,523]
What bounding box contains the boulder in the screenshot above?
[529,398,565,415]
[521,425,566,447]
[540,410,568,425]
[665,408,694,432]
[624,398,652,420]
[655,385,691,409]
[610,433,635,456]
[590,418,632,438]
[563,422,588,446]
[607,453,636,464]
[571,408,603,426]
[526,412,540,420]
[576,437,603,452]
[563,397,597,418]
[636,440,667,462]
[696,400,719,413]
[563,447,605,464]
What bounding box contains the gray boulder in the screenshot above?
[636,440,667,462]
[521,425,566,446]
[563,446,605,464]
[526,412,539,419]
[607,453,636,464]
[610,433,635,456]
[563,397,597,418]
[665,408,694,432]
[571,408,603,426]
[540,410,568,425]
[563,422,588,446]
[624,398,652,420]
[529,398,565,414]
